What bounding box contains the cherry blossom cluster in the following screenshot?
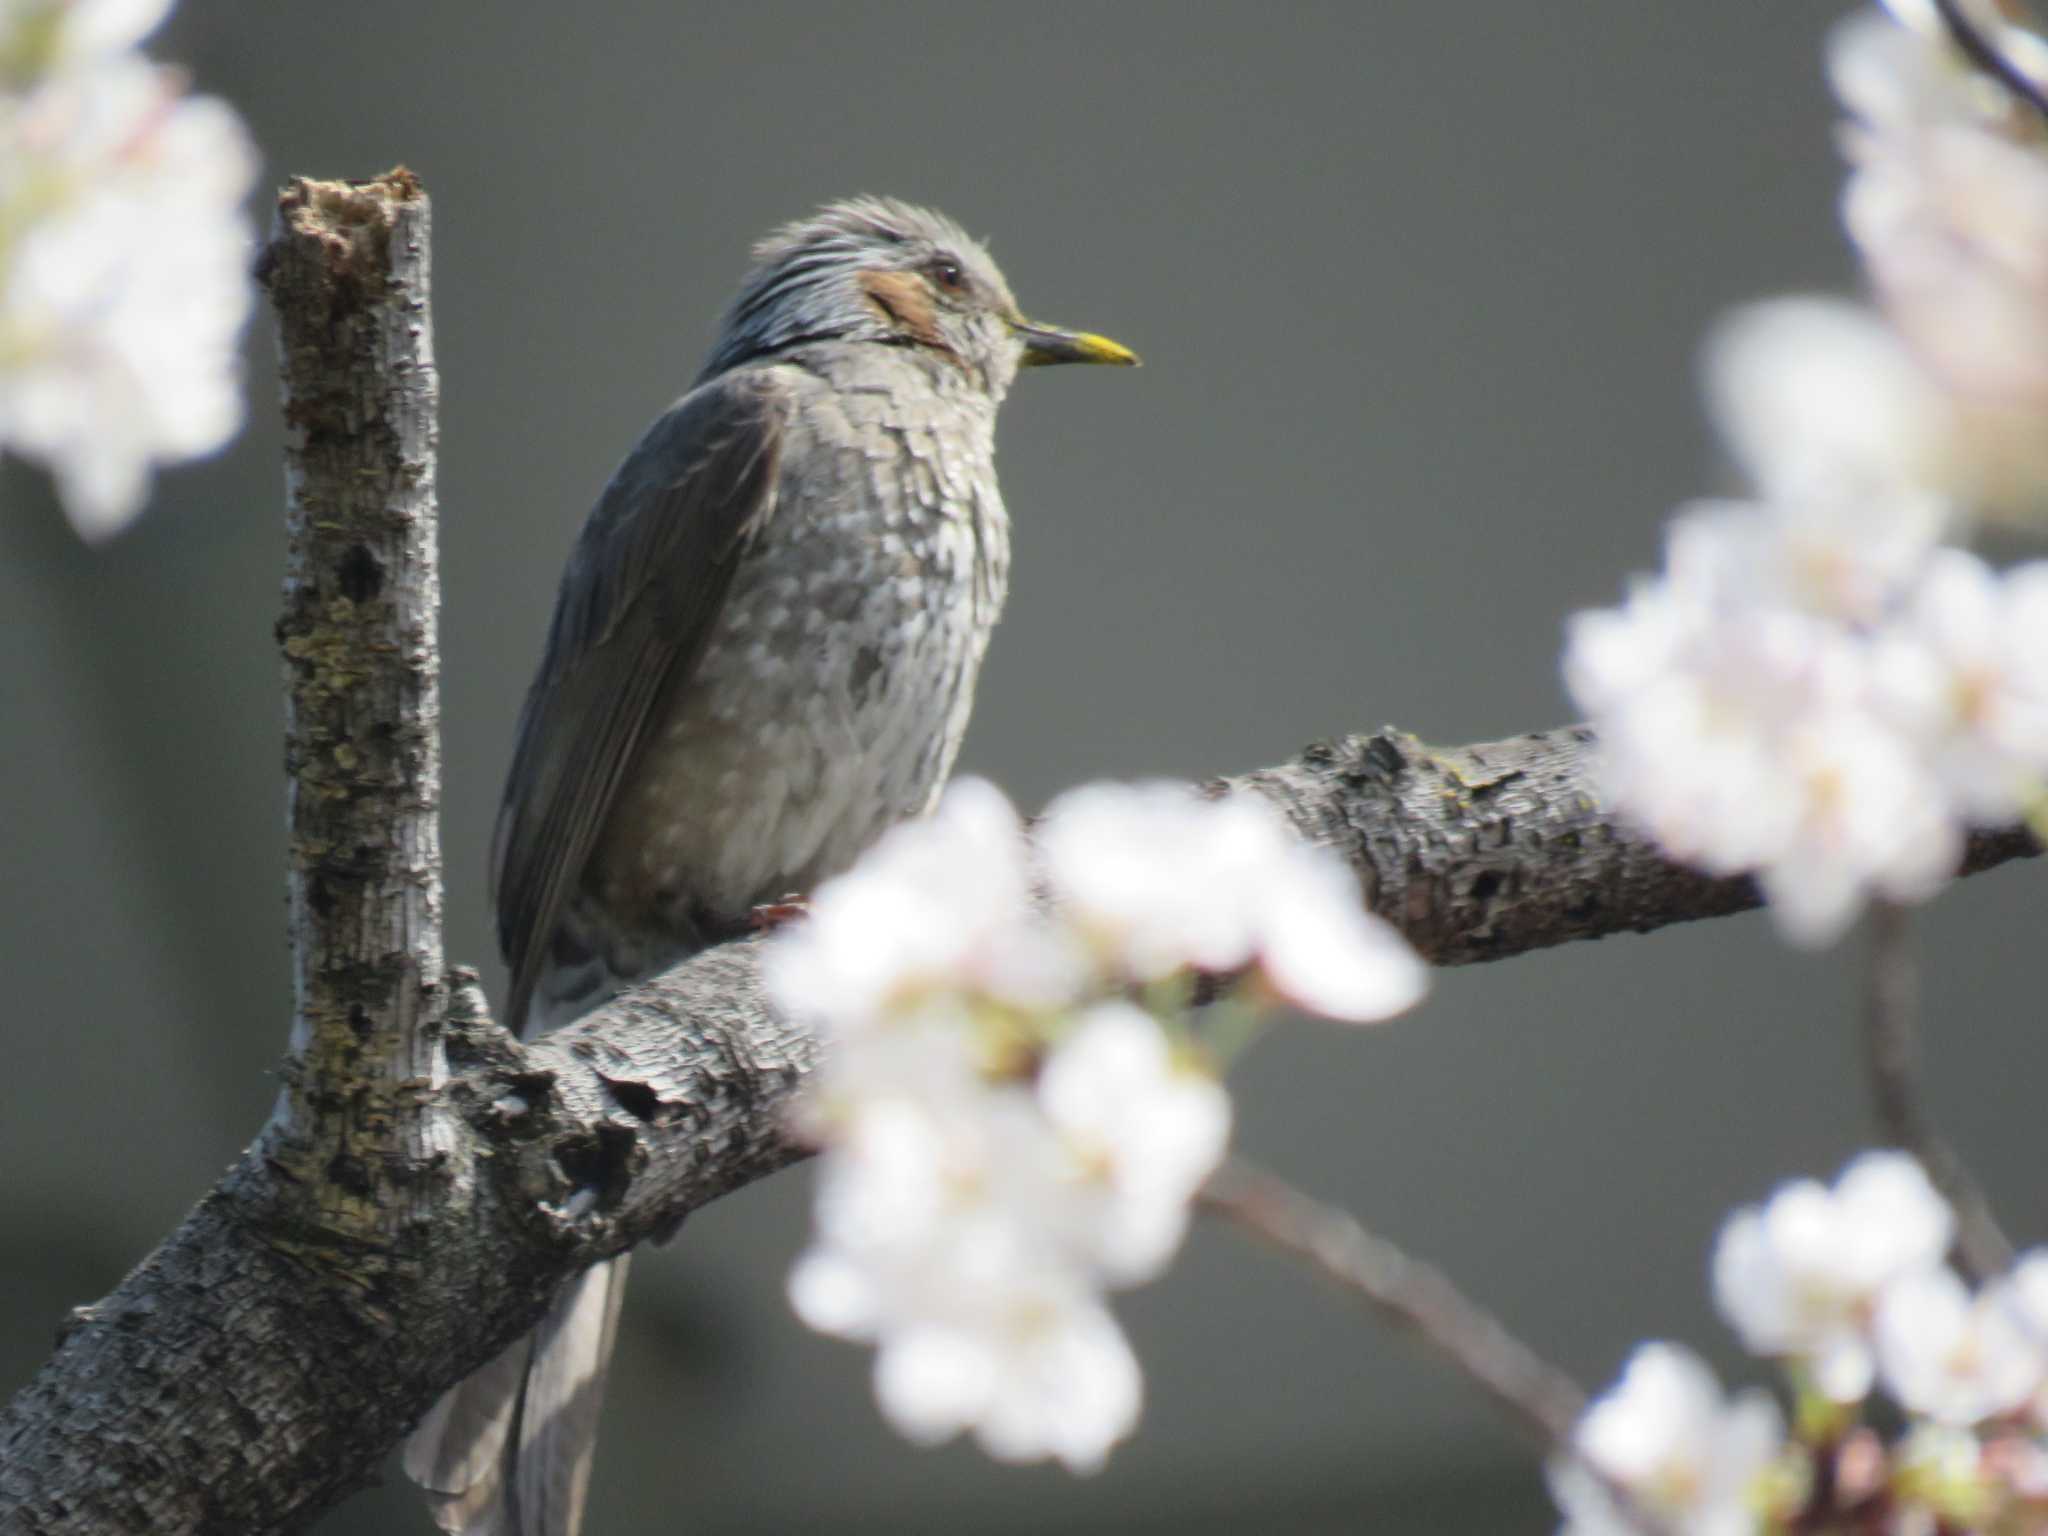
[1556,1153,2048,1535]
[1565,1,2048,945]
[0,0,257,538]
[1834,0,2048,518]
[765,778,1428,1471]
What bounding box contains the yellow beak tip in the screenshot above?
[1016,323,1142,369]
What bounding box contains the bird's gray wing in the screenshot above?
[491,368,790,1034]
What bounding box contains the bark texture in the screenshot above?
[1227,727,2036,965]
[263,168,461,1244]
[0,173,2038,1535]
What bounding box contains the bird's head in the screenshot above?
[699,196,1137,396]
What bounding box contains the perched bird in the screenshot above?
[403,197,1137,1536]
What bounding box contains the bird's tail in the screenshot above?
[404,1255,633,1536]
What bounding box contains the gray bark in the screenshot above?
[0,173,2036,1535]
[1231,727,2037,966]
[266,167,461,1239]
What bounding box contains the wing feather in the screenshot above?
[491,370,790,1034]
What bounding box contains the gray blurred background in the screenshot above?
[4,4,2043,1532]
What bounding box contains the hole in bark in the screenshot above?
[601,1074,664,1123]
[1470,871,1502,903]
[348,1002,372,1038]
[1363,735,1407,775]
[485,1069,556,1118]
[337,543,383,602]
[555,1121,639,1212]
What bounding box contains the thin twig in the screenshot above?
[1199,1156,1586,1449]
[1863,899,2013,1280]
[1933,0,2048,126]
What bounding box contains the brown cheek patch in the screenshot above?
[858,269,949,354]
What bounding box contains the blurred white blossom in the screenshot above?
[0,0,258,538]
[1876,1265,2044,1426]
[1039,780,1427,1021]
[1565,292,2048,941]
[773,777,1427,1469]
[1874,551,2048,822]
[787,1089,1145,1471]
[870,1278,1142,1473]
[1979,1248,2048,1433]
[766,776,1080,1030]
[1550,1343,1787,1536]
[1830,4,2048,515]
[1554,1154,2048,1531]
[1569,538,1961,943]
[2000,1246,2048,1347]
[1567,0,2048,940]
[1712,1151,1955,1401]
[1701,297,1952,546]
[1036,1001,1232,1285]
[1752,696,1961,941]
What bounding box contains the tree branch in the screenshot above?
[1229,728,2037,966]
[264,168,460,1237]
[0,172,2038,1535]
[2,726,2033,1535]
[1862,900,2014,1280]
[1200,1158,1586,1449]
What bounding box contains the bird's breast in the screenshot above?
[588,375,1010,953]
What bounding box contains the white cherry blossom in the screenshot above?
[1829,5,2048,515]
[1752,699,1960,944]
[1550,1343,1786,1536]
[775,771,1430,1470]
[1567,506,1960,945]
[1702,297,1952,543]
[1036,780,1427,1022]
[10,0,176,65]
[1875,1265,2044,1425]
[1037,1001,1231,1284]
[765,777,1077,1030]
[1712,1151,1955,1401]
[789,1083,1148,1470]
[0,0,258,538]
[1999,1247,2048,1352]
[1875,552,2048,823]
[872,1278,1141,1473]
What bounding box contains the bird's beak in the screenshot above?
[1013,319,1141,368]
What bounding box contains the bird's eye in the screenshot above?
[929,259,966,292]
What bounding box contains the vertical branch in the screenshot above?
[259,168,457,1235]
[1863,900,2012,1280]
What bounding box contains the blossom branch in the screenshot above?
[1223,727,2037,967]
[1199,1157,1586,1448]
[1201,1162,1691,1536]
[1862,901,2014,1279]
[2,723,2036,1533]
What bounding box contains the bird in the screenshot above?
[402,196,1137,1536]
